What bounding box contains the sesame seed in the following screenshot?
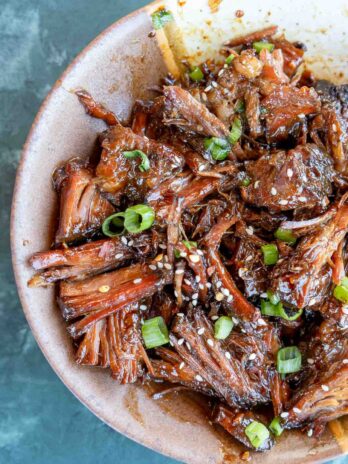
[201,92,207,102]
[195,374,203,382]
[211,81,218,88]
[211,315,219,321]
[169,340,173,346]
[175,269,185,275]
[121,237,128,245]
[189,254,200,263]
[279,199,288,205]
[260,292,268,298]
[164,263,172,270]
[186,342,191,350]
[115,253,124,259]
[343,359,348,364]
[98,285,110,293]
[195,275,201,283]
[215,292,224,301]
[216,281,222,288]
[298,113,306,118]
[254,181,260,189]
[139,305,147,311]
[133,278,142,284]
[218,69,224,76]
[184,279,192,286]
[308,298,316,306]
[178,338,184,345]
[232,317,239,325]
[238,268,247,278]
[180,251,187,257]
[321,384,329,392]
[198,165,205,171]
[225,351,231,359]
[149,265,157,271]
[197,249,204,256]
[128,240,134,247]
[287,168,294,178]
[221,288,230,296]
[192,293,199,300]
[248,353,256,361]
[293,408,302,414]
[245,255,253,262]
[246,226,254,236]
[227,295,233,302]
[206,282,212,289]
[177,312,184,317]
[332,123,337,132]
[199,283,204,290]
[179,362,185,370]
[157,262,164,269]
[207,339,214,347]
[280,412,289,418]
[172,371,178,377]
[198,328,205,335]
[174,290,178,297]
[299,196,307,202]
[257,318,267,326]
[204,85,212,92]
[307,429,313,437]
[192,300,198,307]
[224,63,228,68]
[159,243,167,249]
[271,187,277,195]
[307,358,314,365]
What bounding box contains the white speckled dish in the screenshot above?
[11,1,348,462]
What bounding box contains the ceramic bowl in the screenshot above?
[11,1,348,462]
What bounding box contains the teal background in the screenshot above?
[0,1,346,463]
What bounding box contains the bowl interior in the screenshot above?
[11,2,346,463]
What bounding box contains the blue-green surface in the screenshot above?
[0,1,346,463]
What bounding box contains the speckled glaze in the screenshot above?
[10,2,346,463]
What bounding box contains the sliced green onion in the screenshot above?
[241,176,251,187]
[277,346,302,374]
[341,276,348,288]
[214,316,234,340]
[228,116,242,145]
[274,228,297,245]
[174,249,181,259]
[151,9,173,30]
[142,316,169,349]
[267,290,280,305]
[261,244,279,266]
[183,240,198,250]
[253,41,275,53]
[189,66,204,82]
[245,421,270,449]
[204,137,231,161]
[261,299,302,321]
[333,284,348,303]
[225,54,235,64]
[124,205,155,234]
[102,212,126,237]
[123,150,150,172]
[234,99,245,113]
[269,417,283,437]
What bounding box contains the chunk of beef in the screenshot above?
[163,85,229,137]
[245,87,262,138]
[28,232,156,286]
[76,89,119,126]
[96,125,185,200]
[241,144,334,212]
[262,86,320,142]
[272,38,304,77]
[169,311,272,408]
[53,158,114,244]
[259,49,289,84]
[271,204,348,308]
[213,404,274,451]
[283,363,348,432]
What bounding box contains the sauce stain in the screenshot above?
[329,418,348,453]
[208,0,222,14]
[124,386,144,425]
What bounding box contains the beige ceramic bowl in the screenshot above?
[11,1,348,462]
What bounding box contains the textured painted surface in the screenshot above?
[0,1,346,463]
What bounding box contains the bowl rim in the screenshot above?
[10,1,185,462]
[10,2,347,463]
